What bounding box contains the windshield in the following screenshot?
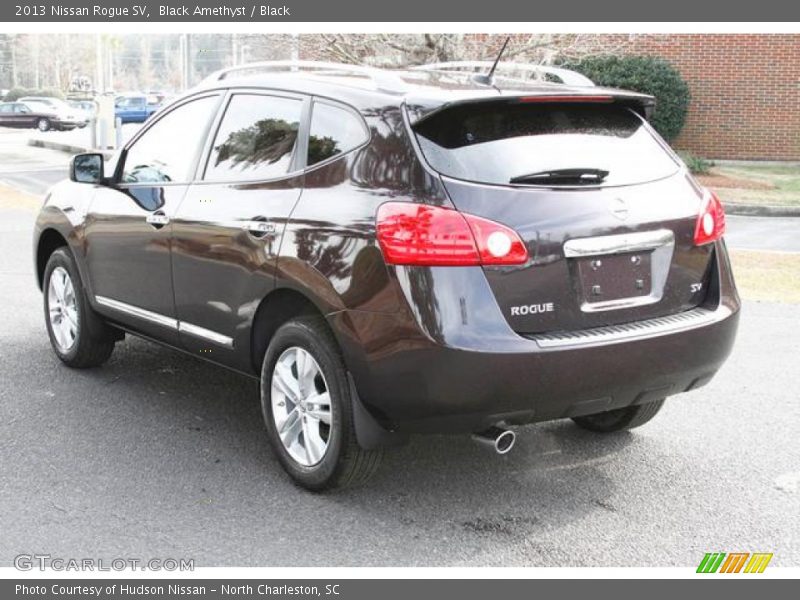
[413,102,679,187]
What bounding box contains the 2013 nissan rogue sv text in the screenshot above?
[33,61,740,490]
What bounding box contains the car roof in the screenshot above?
[191,62,654,119]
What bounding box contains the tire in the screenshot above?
[36,118,51,132]
[43,247,117,368]
[261,316,383,491]
[571,399,665,433]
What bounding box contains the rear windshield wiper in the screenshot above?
[510,168,609,186]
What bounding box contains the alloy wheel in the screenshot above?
[270,346,333,466]
[47,266,78,352]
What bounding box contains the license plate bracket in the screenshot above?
[575,251,653,305]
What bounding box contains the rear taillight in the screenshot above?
[376,202,528,267]
[694,190,726,246]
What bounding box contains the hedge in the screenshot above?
[562,55,691,141]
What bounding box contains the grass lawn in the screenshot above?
[729,249,800,304]
[0,183,40,211]
[698,163,800,207]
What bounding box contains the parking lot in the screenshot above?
[0,138,798,567]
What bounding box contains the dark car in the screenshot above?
[33,61,739,490]
[0,101,81,131]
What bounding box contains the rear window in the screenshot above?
[412,102,679,187]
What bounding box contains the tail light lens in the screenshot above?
[376,202,528,266]
[694,190,726,246]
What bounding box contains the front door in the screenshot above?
[171,91,307,369]
[84,93,222,342]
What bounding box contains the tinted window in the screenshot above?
[122,95,218,184]
[205,94,302,182]
[307,102,368,166]
[0,104,11,113]
[413,103,679,187]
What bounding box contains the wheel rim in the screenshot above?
[47,266,78,353]
[38,119,48,131]
[270,346,332,467]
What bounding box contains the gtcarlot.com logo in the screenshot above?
[697,552,773,573]
[14,554,194,572]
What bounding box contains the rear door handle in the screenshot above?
[146,210,169,228]
[242,217,276,238]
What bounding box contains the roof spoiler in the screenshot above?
[406,91,657,127]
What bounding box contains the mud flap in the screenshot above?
[348,373,408,450]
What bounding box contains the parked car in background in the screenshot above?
[67,99,97,121]
[20,96,90,128]
[0,101,82,131]
[114,94,160,123]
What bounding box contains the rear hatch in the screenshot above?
[409,95,714,334]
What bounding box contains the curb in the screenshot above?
[27,138,88,155]
[724,202,800,218]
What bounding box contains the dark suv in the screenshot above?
[34,61,739,490]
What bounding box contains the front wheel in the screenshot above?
[261,316,382,491]
[43,248,117,368]
[571,399,665,433]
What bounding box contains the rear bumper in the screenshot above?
[331,241,740,434]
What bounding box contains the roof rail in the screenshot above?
[411,61,595,87]
[205,60,408,94]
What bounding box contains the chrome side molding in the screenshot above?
[94,296,234,348]
[178,322,234,348]
[95,296,178,330]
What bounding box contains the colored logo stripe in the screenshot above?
[697,553,726,573]
[720,553,749,573]
[744,553,773,573]
[697,552,773,573]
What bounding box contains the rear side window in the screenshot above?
[413,102,679,187]
[205,94,302,182]
[307,101,368,167]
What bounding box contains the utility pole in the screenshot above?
[231,33,238,67]
[106,42,113,92]
[10,34,17,87]
[33,35,40,89]
[95,34,103,93]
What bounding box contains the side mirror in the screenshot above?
[70,153,104,184]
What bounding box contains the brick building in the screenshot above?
[301,33,798,161]
[599,34,800,161]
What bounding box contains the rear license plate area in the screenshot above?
[575,251,652,305]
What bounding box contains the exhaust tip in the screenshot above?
[472,426,516,455]
[494,430,515,454]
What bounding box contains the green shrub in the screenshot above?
[3,87,65,102]
[678,152,714,175]
[562,55,690,141]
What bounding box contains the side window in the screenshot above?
[122,95,218,184]
[0,104,11,113]
[205,94,302,182]
[307,102,368,167]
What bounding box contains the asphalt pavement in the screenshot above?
[0,136,798,568]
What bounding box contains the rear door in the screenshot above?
[170,90,306,367]
[411,98,713,334]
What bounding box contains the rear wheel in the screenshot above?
[36,118,51,132]
[571,399,665,433]
[43,248,117,368]
[261,316,382,491]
